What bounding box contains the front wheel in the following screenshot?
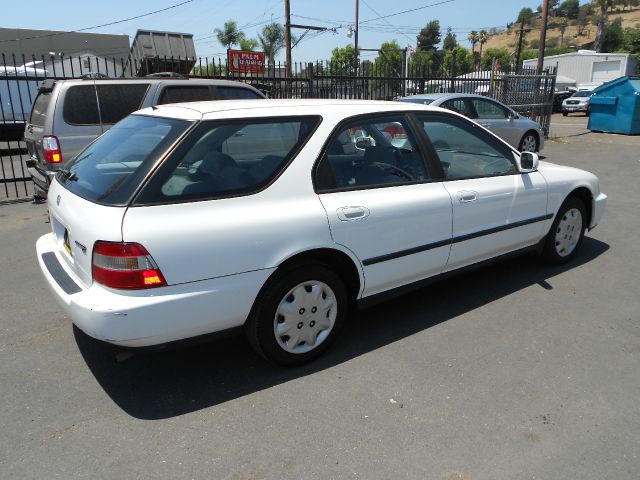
[519,131,539,152]
[245,264,348,366]
[540,196,587,264]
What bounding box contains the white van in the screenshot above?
[0,62,47,140]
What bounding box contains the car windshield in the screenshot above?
[57,115,192,205]
[573,91,592,97]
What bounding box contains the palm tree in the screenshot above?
[215,20,244,50]
[258,23,286,64]
[478,30,489,61]
[467,30,479,54]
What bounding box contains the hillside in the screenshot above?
[482,5,640,53]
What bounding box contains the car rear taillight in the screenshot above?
[43,136,62,163]
[92,241,167,290]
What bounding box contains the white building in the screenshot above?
[523,50,637,90]
[47,51,125,78]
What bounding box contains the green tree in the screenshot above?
[602,17,625,51]
[372,40,403,94]
[417,20,441,51]
[443,46,473,75]
[258,23,285,64]
[215,20,244,50]
[443,26,457,50]
[467,30,480,55]
[623,24,640,53]
[478,30,489,59]
[238,37,258,51]
[409,49,434,75]
[480,48,511,70]
[329,44,357,74]
[557,0,580,19]
[517,7,535,24]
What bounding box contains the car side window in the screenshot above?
[418,114,516,180]
[216,86,263,99]
[471,99,509,119]
[135,117,320,204]
[441,99,474,118]
[158,86,214,104]
[315,116,429,191]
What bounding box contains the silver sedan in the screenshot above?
[397,93,545,152]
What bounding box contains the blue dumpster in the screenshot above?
[588,76,640,135]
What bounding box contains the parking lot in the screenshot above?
[0,113,638,479]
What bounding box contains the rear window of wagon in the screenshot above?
[134,116,321,205]
[57,115,192,205]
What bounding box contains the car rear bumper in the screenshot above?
[36,232,273,347]
[26,159,54,198]
[590,192,607,230]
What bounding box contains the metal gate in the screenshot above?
[1,53,557,203]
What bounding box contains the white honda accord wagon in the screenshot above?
[36,99,607,365]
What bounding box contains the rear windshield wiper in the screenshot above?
[58,168,78,182]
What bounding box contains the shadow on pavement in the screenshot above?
[75,237,609,420]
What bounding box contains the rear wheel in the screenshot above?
[562,112,568,117]
[519,131,539,152]
[245,264,348,366]
[540,196,587,264]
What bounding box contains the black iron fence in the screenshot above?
[1,53,556,202]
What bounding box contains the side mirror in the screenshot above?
[508,111,518,121]
[354,136,374,150]
[519,151,539,173]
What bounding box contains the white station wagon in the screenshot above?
[36,100,607,365]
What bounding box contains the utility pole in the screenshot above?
[354,0,359,72]
[536,0,549,74]
[285,0,292,78]
[515,18,526,73]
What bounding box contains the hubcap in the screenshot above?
[522,135,537,152]
[555,208,582,257]
[273,280,337,354]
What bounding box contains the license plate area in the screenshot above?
[63,229,72,257]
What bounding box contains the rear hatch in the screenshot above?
[24,83,56,190]
[24,83,54,167]
[47,113,193,286]
[47,178,125,287]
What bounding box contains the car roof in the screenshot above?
[136,99,448,121]
[399,93,498,101]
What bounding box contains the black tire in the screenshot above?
[519,131,539,152]
[245,264,348,366]
[540,196,587,265]
[562,112,568,117]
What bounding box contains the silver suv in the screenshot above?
[24,78,265,199]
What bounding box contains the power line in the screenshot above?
[361,0,414,46]
[0,0,196,44]
[359,0,456,25]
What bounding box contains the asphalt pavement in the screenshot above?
[0,115,638,479]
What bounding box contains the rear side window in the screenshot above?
[216,86,262,99]
[57,115,191,205]
[158,86,214,104]
[63,84,149,125]
[29,92,52,126]
[135,116,320,204]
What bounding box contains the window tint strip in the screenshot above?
[362,214,553,266]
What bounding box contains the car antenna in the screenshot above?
[89,59,104,134]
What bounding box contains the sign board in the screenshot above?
[228,50,265,73]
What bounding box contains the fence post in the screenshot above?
[449,50,456,93]
[307,63,315,98]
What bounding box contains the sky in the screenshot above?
[0,0,584,62]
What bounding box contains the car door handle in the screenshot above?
[337,206,370,221]
[457,191,478,203]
